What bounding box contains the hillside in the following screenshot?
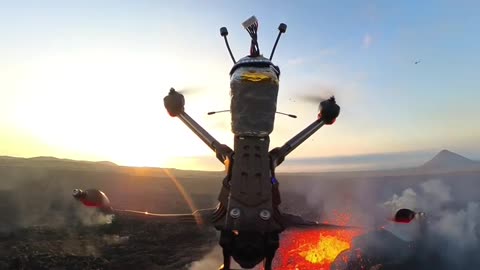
[418,149,480,172]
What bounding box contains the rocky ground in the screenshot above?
[2,156,480,269]
[0,219,217,270]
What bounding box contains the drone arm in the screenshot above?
[73,188,215,225]
[270,119,325,168]
[270,97,339,168]
[164,88,232,164]
[177,112,233,164]
[112,208,215,225]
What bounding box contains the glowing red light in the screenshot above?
[80,199,100,207]
[275,228,363,269]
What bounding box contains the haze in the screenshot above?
[1,1,479,171]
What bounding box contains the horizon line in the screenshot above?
[2,148,479,173]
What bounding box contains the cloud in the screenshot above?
[287,49,335,67]
[363,33,373,48]
[318,48,337,56]
[287,57,305,66]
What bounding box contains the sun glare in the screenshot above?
[7,49,225,168]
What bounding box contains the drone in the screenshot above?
[74,16,352,270]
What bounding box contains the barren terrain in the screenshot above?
[1,152,479,269]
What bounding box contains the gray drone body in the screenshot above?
[213,55,283,233]
[162,16,340,270]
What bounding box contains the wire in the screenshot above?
[246,21,260,57]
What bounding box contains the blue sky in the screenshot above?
[1,1,479,170]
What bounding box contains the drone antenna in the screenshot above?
[276,111,297,118]
[269,23,287,61]
[220,27,236,64]
[207,110,230,115]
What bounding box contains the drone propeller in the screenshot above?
[174,87,201,95]
[297,93,336,111]
[296,92,340,124]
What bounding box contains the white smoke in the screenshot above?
[188,246,224,270]
[0,179,113,232]
[383,188,418,214]
[382,179,480,267]
[383,179,455,214]
[433,201,480,248]
[187,245,263,270]
[420,180,452,203]
[74,206,114,226]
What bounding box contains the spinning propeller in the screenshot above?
[298,92,336,111]
[174,87,201,95]
[295,92,340,124]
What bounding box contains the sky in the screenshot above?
[1,0,479,171]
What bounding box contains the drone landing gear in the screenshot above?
[218,230,280,270]
[219,230,233,270]
[263,232,279,270]
[220,247,232,270]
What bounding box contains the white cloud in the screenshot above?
[286,49,335,67]
[363,33,373,48]
[318,48,337,56]
[287,57,305,66]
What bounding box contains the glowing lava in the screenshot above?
[276,229,363,270]
[299,234,350,264]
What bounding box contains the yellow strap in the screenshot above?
[241,72,273,82]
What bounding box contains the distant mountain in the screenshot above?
[0,155,118,169]
[419,149,480,171]
[0,155,220,177]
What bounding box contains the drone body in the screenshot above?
[75,16,343,270]
[163,16,340,270]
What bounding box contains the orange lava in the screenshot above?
[275,229,363,270]
[299,234,349,264]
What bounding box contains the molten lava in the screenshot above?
[299,234,349,264]
[276,229,363,270]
